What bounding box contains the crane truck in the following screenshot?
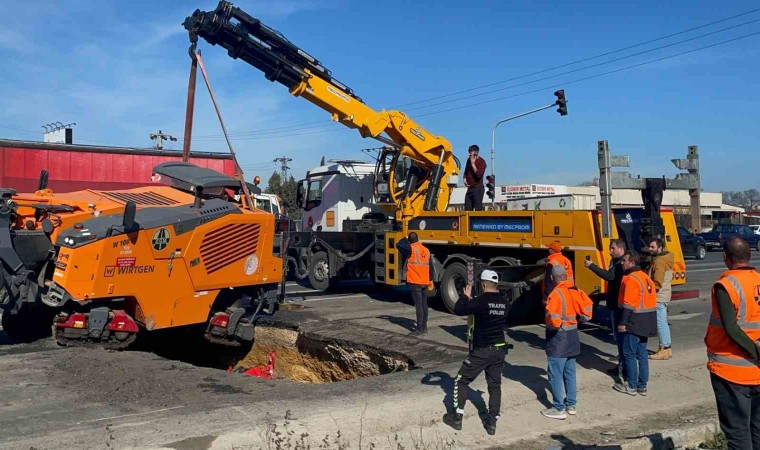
[183,2,690,322]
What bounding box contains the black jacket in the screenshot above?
[588,256,624,311]
[620,267,658,338]
[454,292,509,348]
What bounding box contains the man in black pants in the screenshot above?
[443,269,509,435]
[463,144,487,211]
[705,237,760,450]
[585,238,627,380]
[396,232,434,335]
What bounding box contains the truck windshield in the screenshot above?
[256,198,273,214]
[307,180,322,202]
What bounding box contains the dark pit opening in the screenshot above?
[133,325,414,383]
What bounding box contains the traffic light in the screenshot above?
[486,174,496,200]
[554,89,568,116]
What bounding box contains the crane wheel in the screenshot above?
[440,263,467,314]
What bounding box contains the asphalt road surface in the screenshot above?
[0,252,732,449]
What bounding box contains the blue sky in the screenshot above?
[0,0,758,192]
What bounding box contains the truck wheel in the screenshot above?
[308,251,338,291]
[696,245,707,260]
[441,262,468,313]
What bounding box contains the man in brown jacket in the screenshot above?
[647,238,674,360]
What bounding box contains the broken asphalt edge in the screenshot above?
[615,419,720,450]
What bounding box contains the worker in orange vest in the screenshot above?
[705,237,760,450]
[396,232,434,336]
[542,242,575,301]
[614,250,658,396]
[540,264,593,420]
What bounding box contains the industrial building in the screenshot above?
[448,184,743,230]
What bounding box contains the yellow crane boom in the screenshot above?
[183,1,459,222]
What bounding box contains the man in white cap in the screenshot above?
[443,269,509,436]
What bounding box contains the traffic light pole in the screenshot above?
[489,97,565,208]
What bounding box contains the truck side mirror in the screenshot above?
[122,201,137,230]
[296,180,306,209]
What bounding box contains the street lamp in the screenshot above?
[489,90,569,208]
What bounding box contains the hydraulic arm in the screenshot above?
[183,1,459,222]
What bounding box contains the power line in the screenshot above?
[0,124,38,134]
[414,30,760,118]
[177,29,760,142]
[394,7,760,109]
[191,121,336,140]
[176,126,345,144]
[403,17,760,113]
[179,7,760,140]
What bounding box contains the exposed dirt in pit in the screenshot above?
[233,326,413,383]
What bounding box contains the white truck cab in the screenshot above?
[254,193,283,216]
[297,160,383,232]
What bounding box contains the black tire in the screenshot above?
[696,245,707,260]
[308,251,339,291]
[440,262,468,313]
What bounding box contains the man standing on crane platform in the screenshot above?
[463,145,487,211]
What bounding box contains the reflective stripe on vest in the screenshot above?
[623,273,657,313]
[707,352,760,368]
[708,275,760,329]
[405,242,430,285]
[705,269,760,385]
[555,290,578,331]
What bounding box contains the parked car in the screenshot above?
[698,223,760,251]
[677,226,707,260]
[750,224,760,235]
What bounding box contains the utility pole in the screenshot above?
[672,145,701,234]
[150,130,177,150]
[597,140,701,244]
[273,156,292,180]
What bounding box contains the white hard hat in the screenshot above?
[480,269,499,282]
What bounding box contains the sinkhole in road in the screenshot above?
[141,325,414,384]
[231,326,414,383]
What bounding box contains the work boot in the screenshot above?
[649,346,672,360]
[443,412,463,431]
[482,414,497,435]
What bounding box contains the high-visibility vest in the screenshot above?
[618,270,657,313]
[405,241,430,285]
[545,281,593,330]
[705,268,760,385]
[543,252,575,297]
[547,253,574,282]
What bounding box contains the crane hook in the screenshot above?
[188,32,198,60]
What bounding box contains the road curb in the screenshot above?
[616,420,720,450]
